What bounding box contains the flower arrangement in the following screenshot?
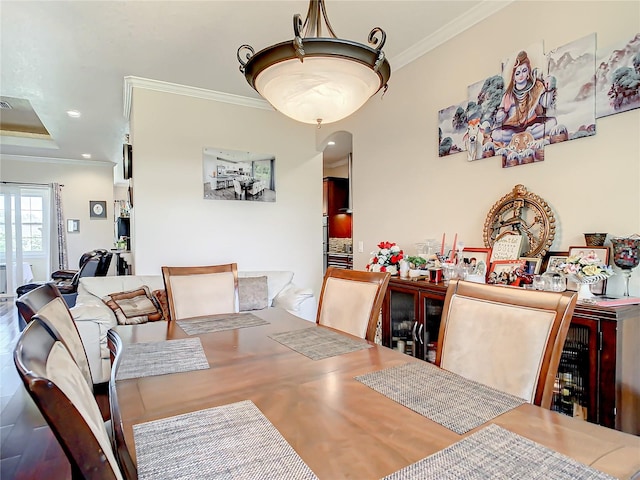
[561,250,614,282]
[366,241,404,275]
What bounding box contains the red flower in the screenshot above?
[372,257,379,264]
[380,266,387,272]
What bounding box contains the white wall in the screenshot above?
[128,88,323,295]
[321,1,640,296]
[0,158,116,278]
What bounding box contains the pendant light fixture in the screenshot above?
[237,0,391,127]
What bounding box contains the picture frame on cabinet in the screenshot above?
[541,251,568,274]
[488,259,526,286]
[520,257,542,275]
[566,246,610,294]
[461,247,491,278]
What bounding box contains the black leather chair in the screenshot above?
[16,250,113,326]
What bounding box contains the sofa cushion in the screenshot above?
[238,276,269,311]
[238,271,294,306]
[102,286,164,325]
[152,289,171,321]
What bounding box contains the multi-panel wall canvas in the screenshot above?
[437,32,640,169]
[203,147,276,202]
[596,33,640,118]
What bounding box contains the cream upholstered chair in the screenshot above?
[435,279,578,409]
[316,267,390,341]
[162,263,239,321]
[14,320,126,479]
[17,283,93,388]
[233,179,243,199]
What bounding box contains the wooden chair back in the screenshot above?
[14,320,125,479]
[436,279,577,408]
[161,263,239,321]
[16,283,93,388]
[16,282,61,324]
[316,267,390,341]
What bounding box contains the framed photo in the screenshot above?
[66,219,80,233]
[542,251,568,274]
[566,246,610,294]
[461,247,491,278]
[520,257,542,275]
[488,259,526,286]
[89,200,107,218]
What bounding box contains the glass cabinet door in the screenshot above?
[420,292,444,363]
[551,318,598,423]
[389,289,418,357]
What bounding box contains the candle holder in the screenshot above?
[611,235,640,296]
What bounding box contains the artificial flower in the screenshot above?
[366,241,404,274]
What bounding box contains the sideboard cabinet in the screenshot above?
[381,278,639,434]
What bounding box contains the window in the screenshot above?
[0,187,49,257]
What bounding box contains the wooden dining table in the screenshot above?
[110,307,640,479]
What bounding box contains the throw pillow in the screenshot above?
[102,286,164,325]
[238,276,268,311]
[152,289,171,321]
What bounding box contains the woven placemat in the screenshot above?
[115,337,209,380]
[133,400,318,480]
[356,362,525,434]
[269,327,372,360]
[383,424,616,480]
[177,312,268,335]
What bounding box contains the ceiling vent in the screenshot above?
[0,100,13,109]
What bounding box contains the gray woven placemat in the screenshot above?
[133,400,318,480]
[177,312,269,335]
[383,424,616,480]
[269,327,372,360]
[115,337,209,381]
[356,362,525,434]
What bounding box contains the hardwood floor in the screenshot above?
[0,298,109,479]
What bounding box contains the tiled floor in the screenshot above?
[0,299,71,479]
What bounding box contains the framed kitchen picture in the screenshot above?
[461,247,491,278]
[566,246,610,294]
[488,259,526,286]
[520,257,542,275]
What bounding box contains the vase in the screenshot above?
[577,282,595,301]
[568,274,608,303]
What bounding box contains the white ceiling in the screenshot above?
[0,1,511,172]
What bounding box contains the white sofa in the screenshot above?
[71,271,316,384]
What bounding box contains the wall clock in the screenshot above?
[89,200,107,219]
[483,184,556,258]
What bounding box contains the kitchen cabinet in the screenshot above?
[323,177,351,238]
[381,277,640,434]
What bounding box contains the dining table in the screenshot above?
[109,307,640,479]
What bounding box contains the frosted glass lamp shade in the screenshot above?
[255,57,382,125]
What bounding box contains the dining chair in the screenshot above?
[16,283,93,388]
[435,279,578,409]
[14,319,126,480]
[16,281,61,325]
[316,267,391,341]
[162,263,239,321]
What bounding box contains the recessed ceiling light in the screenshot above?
[81,153,91,159]
[327,141,336,146]
[66,110,81,118]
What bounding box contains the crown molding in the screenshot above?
[123,1,513,116]
[123,76,272,119]
[0,153,114,167]
[392,0,514,71]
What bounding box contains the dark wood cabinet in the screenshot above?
[323,177,351,238]
[381,278,640,434]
